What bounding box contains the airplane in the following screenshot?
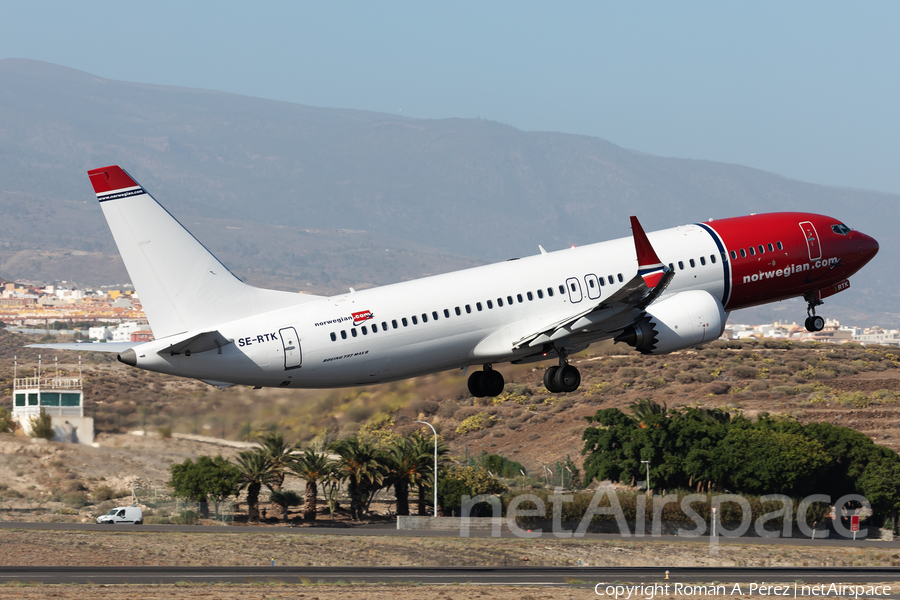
[29,165,879,397]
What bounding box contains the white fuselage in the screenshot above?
[129,224,723,388]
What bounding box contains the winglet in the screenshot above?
[87,165,139,195]
[631,216,667,288]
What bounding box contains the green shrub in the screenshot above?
[29,408,55,440]
[456,412,498,434]
[0,407,15,434]
[172,510,198,525]
[59,491,90,508]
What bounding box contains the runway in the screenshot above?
[0,521,894,547]
[1,566,899,586]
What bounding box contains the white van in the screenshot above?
[96,506,143,525]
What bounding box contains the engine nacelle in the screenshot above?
[615,290,726,355]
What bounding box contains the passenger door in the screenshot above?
[799,221,822,261]
[279,327,302,370]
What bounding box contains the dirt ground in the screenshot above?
[1,529,898,568]
[2,585,899,600]
[0,585,597,600]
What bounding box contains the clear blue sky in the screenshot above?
[3,1,899,194]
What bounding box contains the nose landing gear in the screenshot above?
[542,348,581,393]
[804,293,825,332]
[467,365,505,398]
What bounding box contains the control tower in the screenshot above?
[11,356,94,445]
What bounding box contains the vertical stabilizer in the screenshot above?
[89,166,320,339]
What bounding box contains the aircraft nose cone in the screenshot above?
[848,230,879,266]
[857,231,879,257]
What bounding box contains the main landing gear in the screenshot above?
[804,293,825,332]
[543,348,581,394]
[468,365,505,398]
[466,350,584,399]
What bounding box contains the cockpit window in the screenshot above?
[832,223,851,235]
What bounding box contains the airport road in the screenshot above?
[0,566,899,586]
[0,521,896,548]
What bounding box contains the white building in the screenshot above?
[11,361,94,445]
[854,329,900,346]
[111,321,147,342]
[88,326,113,341]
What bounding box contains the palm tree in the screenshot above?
[235,450,274,522]
[288,448,335,521]
[385,437,426,516]
[628,398,667,423]
[269,489,303,522]
[329,438,386,521]
[258,430,295,491]
[409,432,451,516]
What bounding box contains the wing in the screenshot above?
[512,216,673,350]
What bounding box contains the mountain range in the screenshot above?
[0,58,896,326]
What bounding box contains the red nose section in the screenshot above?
[849,230,879,269]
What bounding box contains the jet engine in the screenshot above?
[615,290,726,355]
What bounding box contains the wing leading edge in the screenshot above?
[512,216,673,350]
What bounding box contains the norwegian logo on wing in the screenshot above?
[352,310,374,326]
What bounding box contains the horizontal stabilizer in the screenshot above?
[157,331,233,356]
[26,342,137,353]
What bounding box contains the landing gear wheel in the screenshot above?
[467,371,485,397]
[543,366,562,393]
[481,369,505,397]
[554,364,581,393]
[805,315,825,332]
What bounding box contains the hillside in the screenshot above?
[3,329,899,481]
[0,58,896,325]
